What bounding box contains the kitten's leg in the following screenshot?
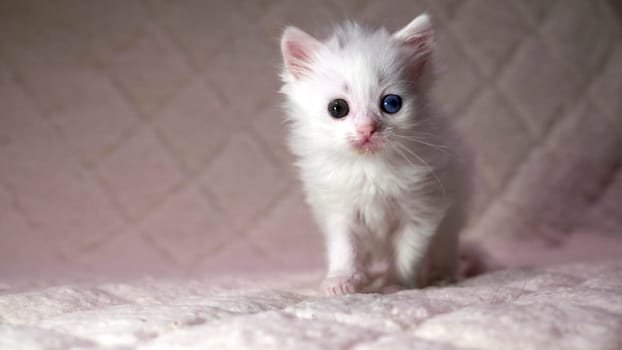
[392,215,460,288]
[391,222,438,288]
[320,215,368,296]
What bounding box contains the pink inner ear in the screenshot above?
[286,41,312,78]
[400,29,433,79]
[287,42,310,62]
[400,29,433,80]
[404,29,433,53]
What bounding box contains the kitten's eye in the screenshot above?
[381,94,402,114]
[328,99,349,119]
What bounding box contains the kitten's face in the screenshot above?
[281,15,434,157]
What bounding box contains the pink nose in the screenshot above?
[357,123,377,139]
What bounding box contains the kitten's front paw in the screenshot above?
[458,240,498,279]
[321,272,367,296]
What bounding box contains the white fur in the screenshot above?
[280,14,469,295]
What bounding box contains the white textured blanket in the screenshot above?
[1,260,621,350]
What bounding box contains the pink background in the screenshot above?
[1,0,621,280]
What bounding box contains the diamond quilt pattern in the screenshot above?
[0,0,620,278]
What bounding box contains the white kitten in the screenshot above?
[280,14,469,295]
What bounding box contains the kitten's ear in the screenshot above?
[392,13,434,55]
[393,14,435,83]
[281,26,322,80]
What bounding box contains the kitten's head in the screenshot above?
[280,14,435,158]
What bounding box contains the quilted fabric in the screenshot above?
[1,260,621,349]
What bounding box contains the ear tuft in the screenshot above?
[393,13,434,55]
[281,27,321,80]
[393,14,436,83]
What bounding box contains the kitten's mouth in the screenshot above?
[351,137,382,154]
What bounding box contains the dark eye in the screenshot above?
[328,99,349,119]
[381,94,402,114]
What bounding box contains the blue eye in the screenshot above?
[381,94,402,114]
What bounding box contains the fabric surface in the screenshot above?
[1,260,621,350]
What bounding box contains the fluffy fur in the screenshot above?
[280,14,469,295]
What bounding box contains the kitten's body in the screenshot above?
[280,15,469,295]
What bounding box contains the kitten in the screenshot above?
[279,14,470,295]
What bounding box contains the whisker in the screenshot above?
[388,141,420,172]
[390,141,447,196]
[390,134,449,150]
